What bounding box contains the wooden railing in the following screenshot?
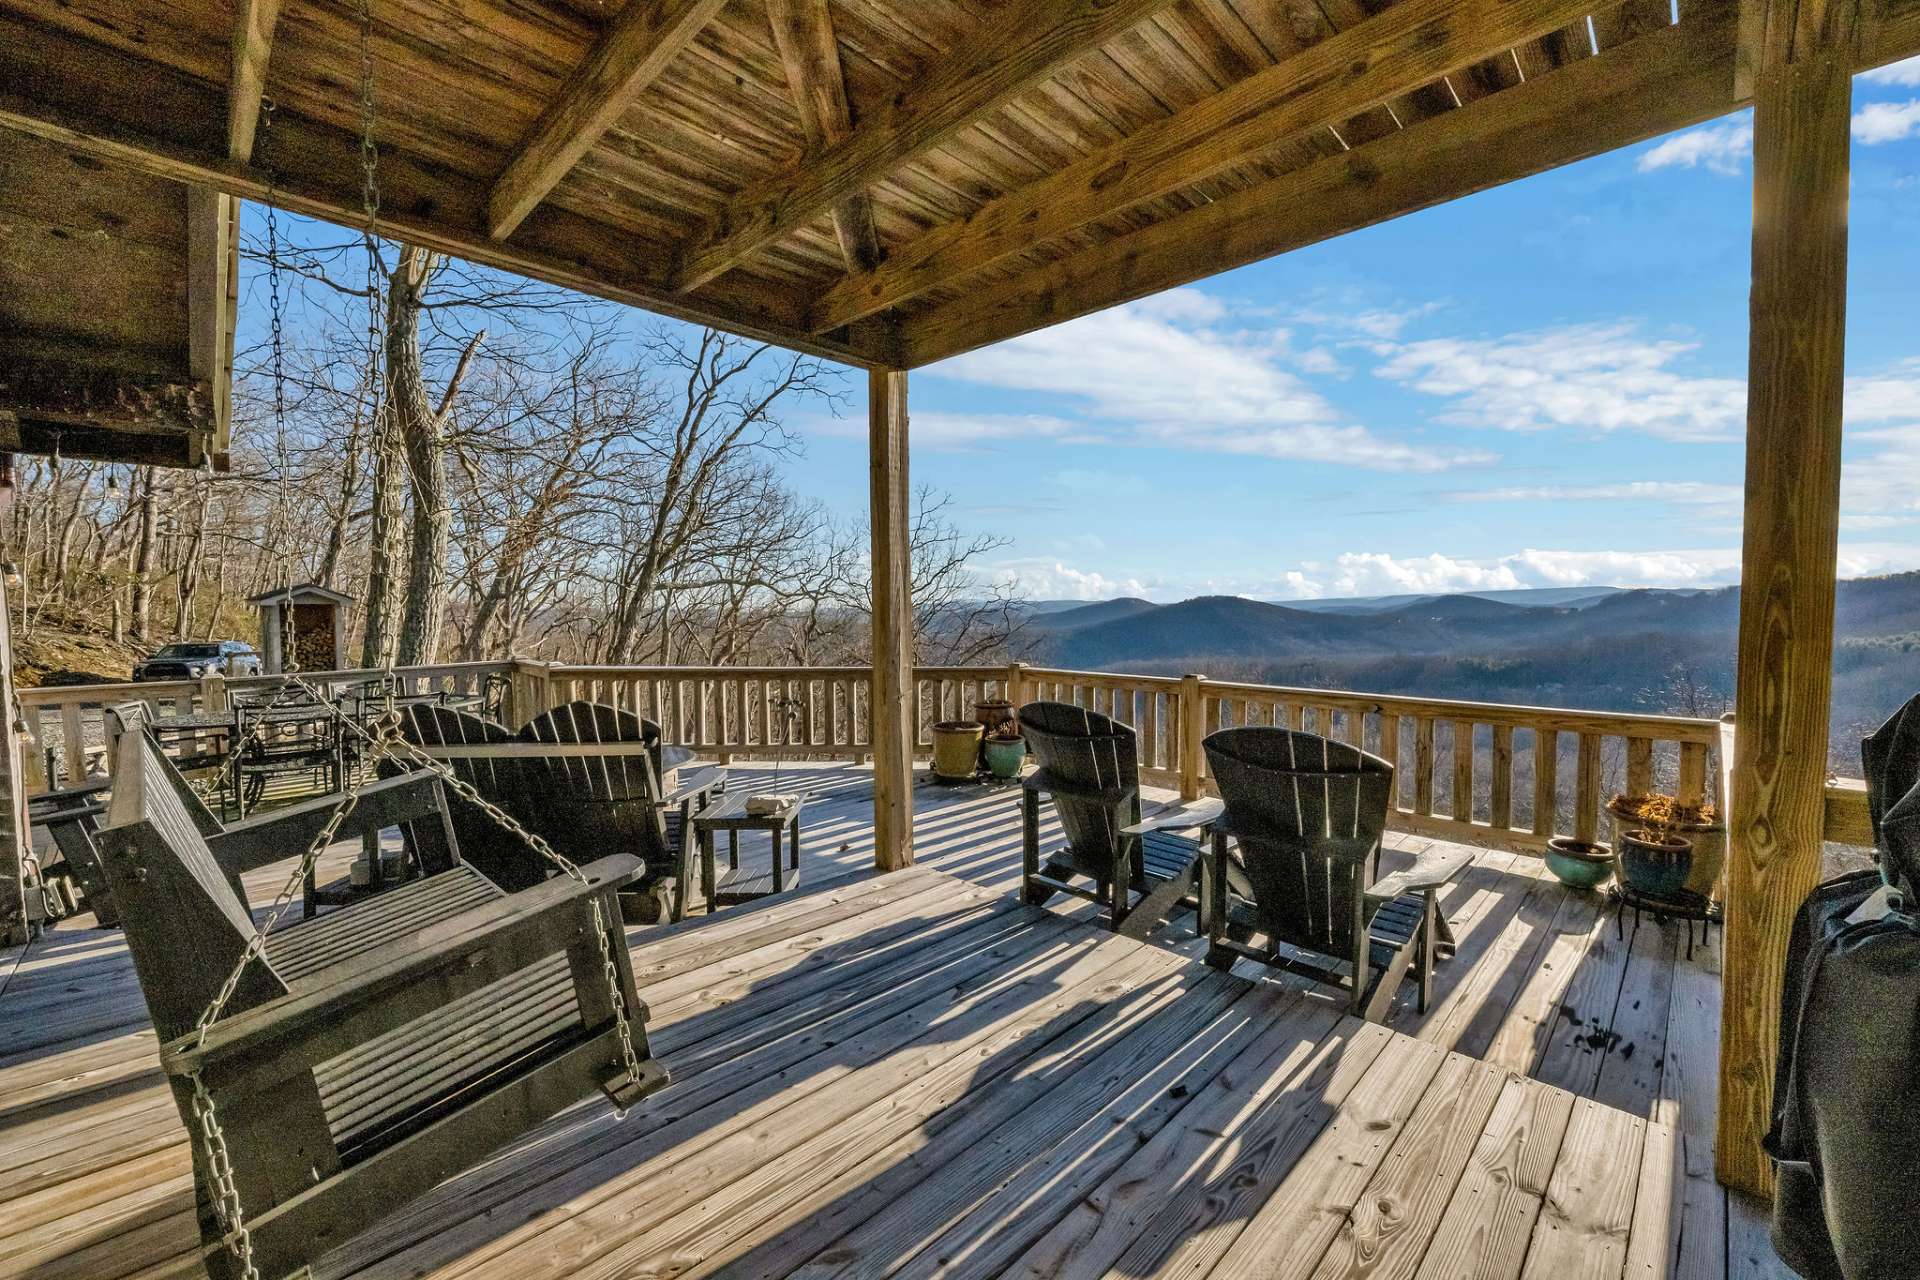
[17,660,514,790]
[17,654,1798,866]
[528,662,1019,759]
[1008,666,1726,856]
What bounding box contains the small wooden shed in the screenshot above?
[247,582,353,674]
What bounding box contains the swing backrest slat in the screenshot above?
[97,731,288,1042]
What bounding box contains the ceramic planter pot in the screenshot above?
[1608,805,1723,898]
[1544,837,1614,890]
[1617,828,1694,899]
[982,735,1025,779]
[931,721,984,781]
[974,700,1017,739]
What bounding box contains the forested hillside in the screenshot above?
[1031,576,1920,771]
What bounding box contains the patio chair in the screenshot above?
[96,728,663,1280]
[1018,700,1227,937]
[29,777,117,926]
[395,701,714,921]
[1201,726,1462,1020]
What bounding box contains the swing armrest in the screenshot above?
[159,852,641,1090]
[1120,797,1224,836]
[208,771,454,876]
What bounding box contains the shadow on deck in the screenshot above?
[0,761,1785,1280]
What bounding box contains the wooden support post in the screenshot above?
[1719,0,1857,1196]
[0,569,26,945]
[1179,674,1206,800]
[1005,660,1027,708]
[868,369,914,871]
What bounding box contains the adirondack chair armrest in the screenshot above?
[160,852,643,1089]
[662,765,725,806]
[208,771,454,877]
[1120,796,1224,835]
[1365,843,1475,900]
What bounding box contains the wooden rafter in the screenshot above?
[226,0,282,162]
[898,0,1920,365]
[810,0,1620,334]
[488,0,730,241]
[669,0,1185,295]
[0,11,900,368]
[766,0,881,275]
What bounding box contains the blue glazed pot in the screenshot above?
[1618,829,1694,899]
[982,736,1026,779]
[1545,837,1614,890]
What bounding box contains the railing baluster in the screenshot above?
[1451,719,1474,822]
[1380,714,1402,809]
[1626,736,1654,796]
[1414,719,1435,816]
[1533,729,1560,839]
[1677,741,1708,808]
[1575,733,1602,844]
[1491,725,1514,830]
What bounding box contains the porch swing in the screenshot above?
[91,12,667,1278]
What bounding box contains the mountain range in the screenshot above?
[1015,576,1920,768]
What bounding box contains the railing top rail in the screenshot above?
[1194,678,1722,742]
[19,679,202,704]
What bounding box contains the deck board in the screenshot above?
[0,760,1756,1279]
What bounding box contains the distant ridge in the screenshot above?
[1284,585,1629,614]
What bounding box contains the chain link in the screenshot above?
[188,1074,263,1280]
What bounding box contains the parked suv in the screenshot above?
[132,640,263,681]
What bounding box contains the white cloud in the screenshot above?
[1277,546,1747,599]
[1854,99,1920,144]
[1445,481,1741,506]
[1638,117,1753,173]
[1862,56,1920,87]
[1848,358,1920,424]
[985,558,1150,601]
[930,290,1487,472]
[1374,321,1746,442]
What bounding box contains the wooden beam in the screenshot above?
[1718,0,1859,1198]
[488,0,729,241]
[0,357,214,436]
[226,0,282,163]
[766,0,880,273]
[671,0,1183,294]
[898,0,1920,366]
[186,186,233,463]
[868,368,914,872]
[0,14,899,368]
[899,5,1734,365]
[810,0,1612,334]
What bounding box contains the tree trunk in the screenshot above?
[129,466,159,642]
[174,480,209,636]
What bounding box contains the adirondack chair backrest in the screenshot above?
[518,701,673,879]
[1203,727,1394,963]
[394,703,551,891]
[1019,701,1140,865]
[97,731,288,1042]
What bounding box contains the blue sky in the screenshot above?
[240,58,1920,605]
[777,56,1920,602]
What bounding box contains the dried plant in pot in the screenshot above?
[1608,791,1722,900]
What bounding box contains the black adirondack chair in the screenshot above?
[1202,726,1460,1020]
[1019,700,1225,936]
[96,729,666,1280]
[395,700,717,921]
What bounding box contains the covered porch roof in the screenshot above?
[0,0,1912,372]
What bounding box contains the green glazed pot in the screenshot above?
[1544,837,1615,891]
[982,735,1026,779]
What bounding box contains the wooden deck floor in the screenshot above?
[1,761,1786,1279]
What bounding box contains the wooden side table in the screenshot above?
[688,792,804,913]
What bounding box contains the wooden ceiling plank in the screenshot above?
[0,12,899,368]
[767,0,882,273]
[811,0,1619,333]
[898,0,1741,364]
[670,0,1187,294]
[487,0,730,241]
